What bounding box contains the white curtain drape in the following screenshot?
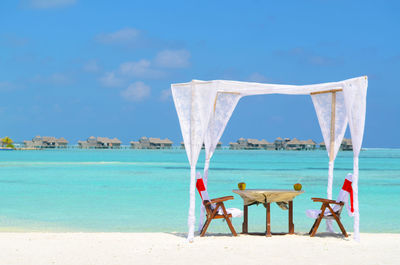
[171,82,217,242]
[311,92,348,165]
[198,93,242,231]
[311,91,348,232]
[343,77,368,241]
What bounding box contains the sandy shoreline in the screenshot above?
[0,232,399,265]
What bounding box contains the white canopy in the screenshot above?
[171,76,368,242]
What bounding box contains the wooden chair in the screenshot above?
[200,196,238,237]
[308,197,348,237]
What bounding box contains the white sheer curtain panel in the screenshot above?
[343,77,368,241]
[198,93,242,231]
[311,91,348,232]
[171,82,217,242]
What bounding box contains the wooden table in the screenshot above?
[232,189,304,237]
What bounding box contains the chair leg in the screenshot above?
[326,205,348,237]
[200,204,221,237]
[310,204,326,237]
[225,216,237,236]
[221,203,237,236]
[309,219,318,235]
[335,219,348,237]
[200,218,212,237]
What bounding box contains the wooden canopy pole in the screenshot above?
[310,88,342,96]
[330,92,336,161]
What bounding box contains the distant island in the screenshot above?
[14,135,353,151]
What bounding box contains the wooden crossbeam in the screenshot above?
[310,88,343,96]
[213,91,241,113]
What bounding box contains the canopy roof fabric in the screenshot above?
[171,76,367,242]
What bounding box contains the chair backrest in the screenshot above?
[196,172,216,215]
[202,200,214,216]
[332,173,354,214]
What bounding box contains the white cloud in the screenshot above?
[248,73,270,83]
[99,72,123,87]
[83,60,100,73]
[120,82,151,102]
[276,47,338,66]
[48,73,70,84]
[96,28,141,45]
[154,49,190,68]
[32,73,72,85]
[159,89,172,101]
[0,81,15,91]
[99,59,165,88]
[0,35,29,47]
[26,0,76,9]
[119,59,164,79]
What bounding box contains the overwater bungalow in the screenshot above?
[302,139,317,150]
[229,138,244,150]
[78,136,121,149]
[229,138,274,150]
[149,137,173,149]
[131,137,173,149]
[274,137,284,150]
[24,136,68,149]
[319,138,353,151]
[286,138,302,150]
[247,139,263,149]
[341,138,353,151]
[130,140,141,149]
[319,141,326,150]
[229,142,239,149]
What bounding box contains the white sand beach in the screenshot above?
[0,232,399,265]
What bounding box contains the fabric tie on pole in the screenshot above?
[196,172,210,201]
[342,179,354,213]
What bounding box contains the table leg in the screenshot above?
[242,205,248,234]
[266,203,271,237]
[289,200,294,234]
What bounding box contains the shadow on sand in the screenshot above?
[166,231,351,240]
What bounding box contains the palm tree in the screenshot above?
[1,136,14,148]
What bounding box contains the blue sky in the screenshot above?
[1,0,399,147]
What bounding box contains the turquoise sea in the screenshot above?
[0,148,399,234]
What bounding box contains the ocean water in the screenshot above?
[0,148,399,234]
